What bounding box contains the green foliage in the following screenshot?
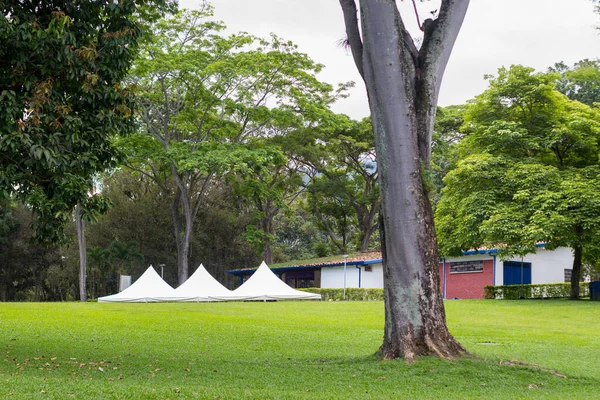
[125,7,342,268]
[81,169,259,288]
[430,105,466,206]
[84,239,144,298]
[313,242,330,258]
[272,209,325,261]
[242,225,274,255]
[0,0,172,243]
[0,198,65,301]
[294,117,379,253]
[437,65,600,263]
[484,282,591,300]
[300,287,384,301]
[0,301,599,398]
[550,59,600,106]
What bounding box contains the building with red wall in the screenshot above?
[439,259,494,299]
[229,246,575,299]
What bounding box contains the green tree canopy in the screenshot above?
[550,59,600,106]
[436,65,600,299]
[121,6,342,282]
[290,117,379,253]
[0,0,173,243]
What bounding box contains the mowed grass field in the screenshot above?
[0,300,599,399]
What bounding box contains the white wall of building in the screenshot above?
[320,266,360,288]
[320,263,384,289]
[320,246,574,289]
[495,246,573,285]
[360,263,384,288]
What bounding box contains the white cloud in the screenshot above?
[179,0,600,118]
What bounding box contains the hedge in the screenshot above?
[484,282,590,300]
[299,288,384,301]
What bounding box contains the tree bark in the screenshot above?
[171,185,192,286]
[76,204,87,302]
[356,202,379,252]
[570,243,583,300]
[340,0,469,361]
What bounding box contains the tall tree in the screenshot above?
[75,205,87,301]
[436,65,600,300]
[338,0,469,360]
[0,0,172,243]
[125,7,337,283]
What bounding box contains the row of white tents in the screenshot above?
[98,262,321,302]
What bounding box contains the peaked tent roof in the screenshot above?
[157,264,232,302]
[98,266,180,303]
[212,261,321,301]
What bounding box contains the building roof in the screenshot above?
[228,252,383,276]
[228,244,548,276]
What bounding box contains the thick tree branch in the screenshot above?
[402,27,419,66]
[339,0,365,80]
[415,0,470,164]
[419,0,469,95]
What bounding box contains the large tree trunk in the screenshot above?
[75,204,87,302]
[340,0,469,361]
[570,244,583,300]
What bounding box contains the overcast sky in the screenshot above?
[178,0,600,120]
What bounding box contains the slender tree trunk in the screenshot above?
[356,204,378,252]
[340,0,469,361]
[75,204,87,302]
[359,225,374,252]
[261,206,276,264]
[570,244,583,300]
[264,242,272,265]
[171,188,191,285]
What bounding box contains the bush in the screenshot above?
[484,282,590,299]
[299,288,384,301]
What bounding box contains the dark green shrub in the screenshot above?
[484,282,590,299]
[299,288,384,301]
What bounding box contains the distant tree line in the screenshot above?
[2,1,599,301]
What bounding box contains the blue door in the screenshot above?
[503,261,532,285]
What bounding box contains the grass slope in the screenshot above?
[0,300,598,399]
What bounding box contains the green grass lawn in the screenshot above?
[0,300,598,399]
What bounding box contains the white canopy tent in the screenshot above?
[212,261,321,301]
[157,264,232,302]
[98,266,180,303]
